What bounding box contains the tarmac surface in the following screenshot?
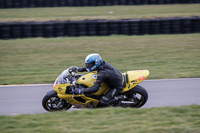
[0,78,200,115]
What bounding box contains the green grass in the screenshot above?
[0,4,200,22]
[0,34,200,85]
[0,105,200,133]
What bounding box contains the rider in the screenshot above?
[72,53,124,106]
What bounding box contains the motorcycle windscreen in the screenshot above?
[53,68,71,94]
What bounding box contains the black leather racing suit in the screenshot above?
[78,61,124,105]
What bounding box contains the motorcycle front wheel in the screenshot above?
[42,90,72,112]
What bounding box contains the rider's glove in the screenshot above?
[73,88,84,94]
[72,66,78,73]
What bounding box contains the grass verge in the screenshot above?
[0,34,200,85]
[0,4,200,22]
[0,105,200,133]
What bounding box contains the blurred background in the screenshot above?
[0,0,200,85]
[0,1,200,133]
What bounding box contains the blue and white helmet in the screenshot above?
[85,53,102,72]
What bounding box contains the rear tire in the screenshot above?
[122,85,148,108]
[42,90,72,112]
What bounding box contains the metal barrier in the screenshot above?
[0,17,200,39]
[0,0,200,8]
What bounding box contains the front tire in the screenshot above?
[42,90,72,112]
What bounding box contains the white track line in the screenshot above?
[0,78,199,88]
[0,84,52,88]
[144,78,200,82]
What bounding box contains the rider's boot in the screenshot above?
[114,95,125,101]
[99,95,125,107]
[103,95,124,107]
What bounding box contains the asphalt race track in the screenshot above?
[0,78,200,115]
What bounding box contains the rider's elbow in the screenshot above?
[84,87,99,94]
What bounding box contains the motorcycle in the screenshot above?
[42,66,149,111]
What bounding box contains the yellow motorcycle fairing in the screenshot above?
[54,80,100,107]
[53,79,71,95]
[121,70,149,93]
[77,72,109,96]
[58,93,99,107]
[53,72,109,107]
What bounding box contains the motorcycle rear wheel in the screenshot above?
[42,90,72,112]
[121,85,148,108]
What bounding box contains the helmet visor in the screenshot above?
[85,61,95,69]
